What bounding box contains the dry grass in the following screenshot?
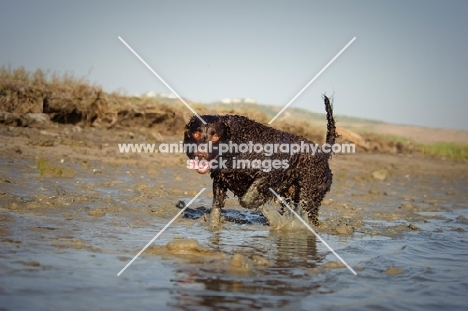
[2,66,467,158]
[0,66,328,140]
[1,66,103,113]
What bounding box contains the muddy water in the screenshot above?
[1,148,468,310]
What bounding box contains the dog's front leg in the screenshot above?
[210,177,226,229]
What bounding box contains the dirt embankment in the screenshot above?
[2,66,468,158]
[1,74,416,156]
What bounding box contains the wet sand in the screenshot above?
[1,125,467,310]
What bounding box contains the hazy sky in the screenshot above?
[1,1,467,130]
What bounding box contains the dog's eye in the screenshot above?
[211,134,219,142]
[192,132,201,139]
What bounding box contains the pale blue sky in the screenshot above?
[1,0,467,130]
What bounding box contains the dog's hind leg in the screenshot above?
[240,178,296,228]
[299,184,325,227]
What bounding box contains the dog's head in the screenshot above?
[183,115,230,174]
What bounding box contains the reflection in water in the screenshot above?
[169,230,324,310]
[272,231,323,269]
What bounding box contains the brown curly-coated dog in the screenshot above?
[183,96,337,227]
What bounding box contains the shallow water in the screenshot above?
[1,155,468,310]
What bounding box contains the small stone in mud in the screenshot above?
[334,223,354,235]
[229,253,253,272]
[323,261,345,269]
[353,175,368,182]
[399,203,419,211]
[0,215,15,222]
[423,199,438,206]
[175,200,186,209]
[167,239,200,252]
[307,267,320,274]
[13,146,22,154]
[88,208,106,217]
[166,239,220,257]
[1,176,12,183]
[147,239,225,260]
[9,202,20,210]
[52,238,84,250]
[251,254,273,267]
[385,266,404,275]
[56,186,66,196]
[19,260,41,267]
[408,223,420,231]
[35,157,75,177]
[450,227,465,232]
[371,169,388,181]
[28,134,55,147]
[368,189,388,196]
[72,125,82,133]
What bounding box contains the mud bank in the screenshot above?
[1,124,467,310]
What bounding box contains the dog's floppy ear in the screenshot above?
[221,117,232,141]
[184,115,198,140]
[184,115,198,130]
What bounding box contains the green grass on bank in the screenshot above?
[419,142,468,159]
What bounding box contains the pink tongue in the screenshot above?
[195,155,219,174]
[196,163,210,174]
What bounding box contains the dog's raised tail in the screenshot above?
[324,95,337,147]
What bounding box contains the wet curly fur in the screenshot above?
[183,96,337,226]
